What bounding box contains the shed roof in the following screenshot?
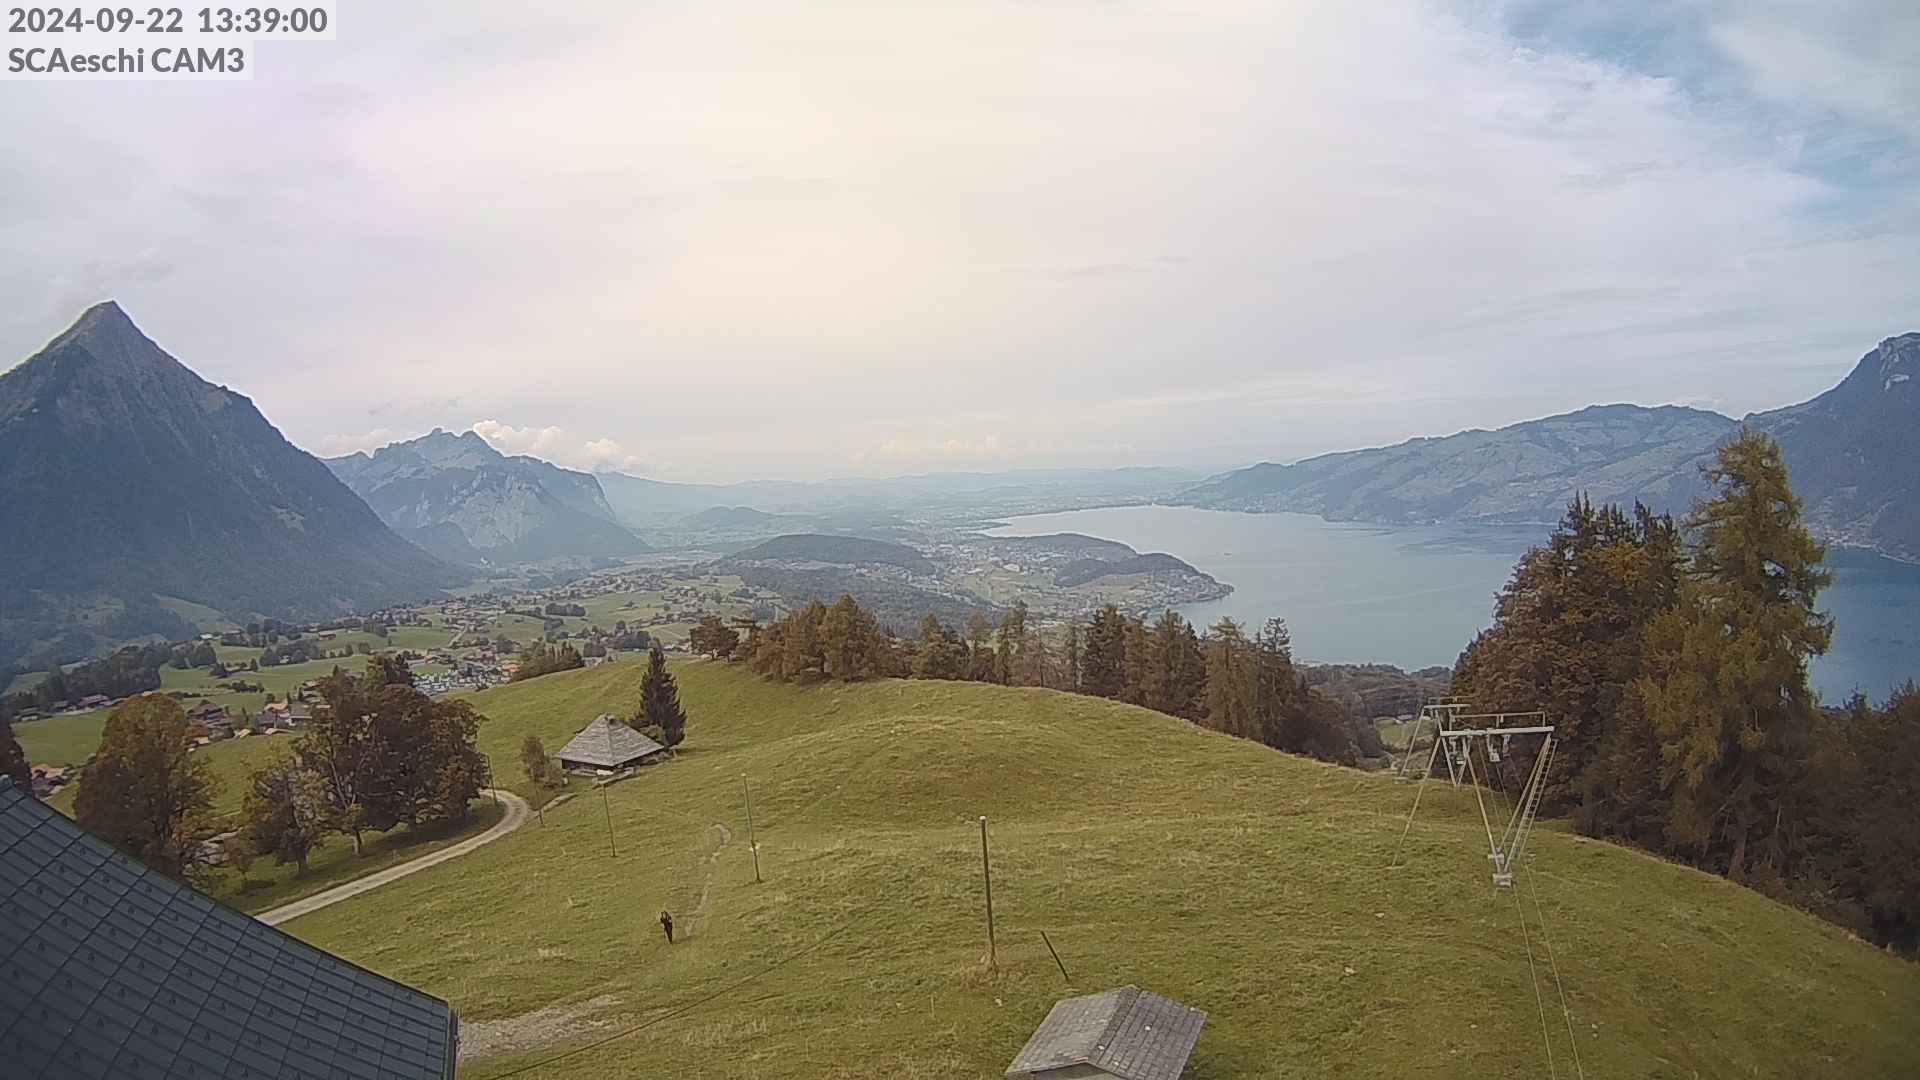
[0,779,457,1079]
[1006,985,1206,1080]
[556,714,666,768]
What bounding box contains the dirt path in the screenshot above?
[684,822,733,940]
[258,789,532,927]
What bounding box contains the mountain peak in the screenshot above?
[28,300,191,383]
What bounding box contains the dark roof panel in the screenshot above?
[0,779,458,1080]
[1006,984,1207,1080]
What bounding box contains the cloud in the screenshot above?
[470,420,667,474]
[0,1,1913,481]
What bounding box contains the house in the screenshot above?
[0,778,459,1077]
[1005,986,1207,1080]
[76,694,110,710]
[555,714,669,773]
[186,699,227,723]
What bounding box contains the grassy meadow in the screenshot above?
[265,661,1920,1079]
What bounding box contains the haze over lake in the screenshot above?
[987,505,1919,705]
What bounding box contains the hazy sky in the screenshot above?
[2,0,1915,482]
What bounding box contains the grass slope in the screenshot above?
[273,663,1917,1078]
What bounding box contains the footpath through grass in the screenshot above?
[274,661,1920,1079]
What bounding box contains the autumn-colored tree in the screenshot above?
[689,615,741,659]
[234,753,331,877]
[74,695,218,878]
[637,642,688,748]
[1637,429,1832,881]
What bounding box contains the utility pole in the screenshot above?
[742,774,762,884]
[979,816,997,972]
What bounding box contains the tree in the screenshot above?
[1637,429,1832,881]
[965,612,998,682]
[913,615,967,680]
[636,642,688,748]
[996,601,1031,685]
[1060,621,1083,693]
[1,699,29,791]
[304,674,376,855]
[234,754,331,877]
[1144,612,1205,719]
[821,596,884,680]
[357,687,487,832]
[1082,605,1128,698]
[1202,618,1261,740]
[689,615,741,660]
[364,653,413,690]
[74,696,218,878]
[521,733,558,788]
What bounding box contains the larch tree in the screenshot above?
[913,615,966,680]
[1202,618,1261,741]
[74,695,219,878]
[1144,612,1205,720]
[1637,429,1832,881]
[638,642,689,748]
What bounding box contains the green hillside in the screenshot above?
[280,662,1920,1078]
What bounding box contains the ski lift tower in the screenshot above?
[1393,705,1556,888]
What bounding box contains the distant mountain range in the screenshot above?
[0,303,463,668]
[326,430,648,565]
[1174,334,1920,561]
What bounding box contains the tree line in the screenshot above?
[1454,430,1919,953]
[702,595,1362,765]
[68,657,487,881]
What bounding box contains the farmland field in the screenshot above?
[269,661,1920,1079]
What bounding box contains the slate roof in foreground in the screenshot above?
[0,779,457,1079]
[555,714,667,768]
[1006,985,1206,1080]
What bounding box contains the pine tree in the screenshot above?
[638,642,689,748]
[997,601,1030,685]
[914,615,966,680]
[74,696,219,878]
[1638,429,1832,881]
[966,612,998,682]
[1061,621,1083,693]
[1120,615,1151,706]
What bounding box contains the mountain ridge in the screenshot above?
[326,429,648,565]
[0,302,463,668]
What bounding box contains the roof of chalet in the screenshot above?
[555,715,666,768]
[0,779,457,1079]
[1006,985,1207,1080]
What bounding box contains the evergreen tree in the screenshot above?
[996,601,1030,685]
[966,612,998,682]
[1061,621,1083,693]
[637,642,689,748]
[1120,615,1151,706]
[1144,612,1205,719]
[74,696,218,878]
[1202,618,1260,740]
[1082,605,1128,698]
[1637,429,1832,881]
[821,595,883,680]
[913,615,965,680]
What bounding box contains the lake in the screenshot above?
[986,505,1919,705]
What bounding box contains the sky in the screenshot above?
[1,0,1915,482]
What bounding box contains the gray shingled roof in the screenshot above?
[1006,985,1206,1080]
[555,714,666,769]
[0,779,457,1079]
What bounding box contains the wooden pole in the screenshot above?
[979,816,997,972]
[600,783,617,857]
[1040,930,1071,986]
[742,774,762,884]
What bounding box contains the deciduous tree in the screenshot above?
[74,695,218,878]
[234,753,331,877]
